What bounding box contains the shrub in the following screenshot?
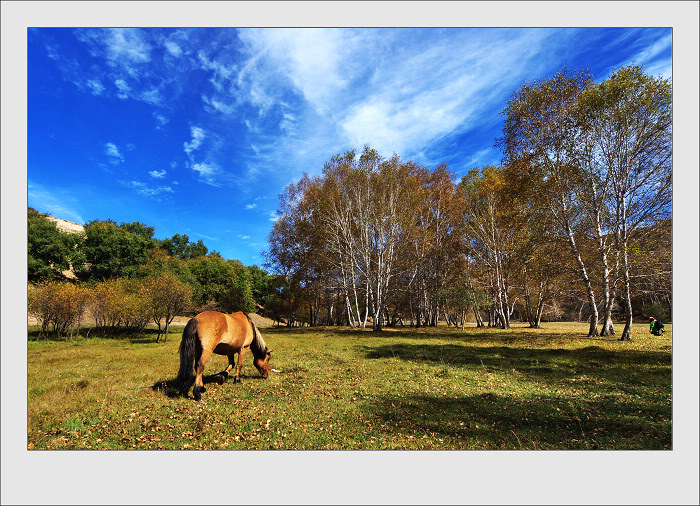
[88,278,150,332]
[28,281,91,339]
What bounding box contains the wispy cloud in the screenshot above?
[86,79,105,95]
[192,232,218,241]
[28,182,85,224]
[104,142,124,164]
[630,32,672,80]
[216,28,563,181]
[78,28,151,75]
[125,180,174,199]
[42,28,673,193]
[164,40,183,58]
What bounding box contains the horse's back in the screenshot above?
[194,310,252,350]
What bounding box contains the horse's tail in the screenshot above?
[175,317,198,393]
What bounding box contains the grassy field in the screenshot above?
[27,321,672,450]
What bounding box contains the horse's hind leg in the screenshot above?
[193,349,212,401]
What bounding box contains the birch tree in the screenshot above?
[500,69,602,336]
[576,66,672,340]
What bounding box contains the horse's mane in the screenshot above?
[244,313,267,358]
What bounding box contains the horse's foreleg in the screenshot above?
[193,349,212,401]
[233,346,249,383]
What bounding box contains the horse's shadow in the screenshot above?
[151,371,264,398]
[151,372,229,399]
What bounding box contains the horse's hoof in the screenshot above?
[200,386,207,393]
[233,377,241,383]
[193,391,201,401]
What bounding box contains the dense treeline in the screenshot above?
[27,209,287,336]
[265,66,672,337]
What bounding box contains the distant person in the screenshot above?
[649,317,665,336]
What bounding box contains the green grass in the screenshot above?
[27,321,672,450]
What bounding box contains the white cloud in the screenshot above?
[631,33,672,80]
[192,162,216,176]
[139,87,163,106]
[114,79,131,99]
[226,28,558,179]
[149,169,166,178]
[202,95,235,115]
[164,40,182,58]
[104,142,124,163]
[238,234,251,240]
[238,28,358,116]
[86,79,105,95]
[102,28,151,68]
[184,126,206,155]
[245,203,257,210]
[632,33,672,66]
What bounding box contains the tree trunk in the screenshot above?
[619,209,633,341]
[596,216,615,336]
[164,314,170,343]
[565,220,599,336]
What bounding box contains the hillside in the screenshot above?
[46,216,84,234]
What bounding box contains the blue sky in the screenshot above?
[28,27,672,267]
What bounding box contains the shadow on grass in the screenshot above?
[28,327,184,345]
[362,343,670,386]
[367,391,672,449]
[262,325,471,339]
[151,370,267,399]
[262,324,622,342]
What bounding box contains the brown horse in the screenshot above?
[174,311,272,401]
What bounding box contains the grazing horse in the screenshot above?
[175,311,272,401]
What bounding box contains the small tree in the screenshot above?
[28,281,91,339]
[143,273,193,342]
[28,281,58,338]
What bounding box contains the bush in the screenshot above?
[28,281,91,339]
[88,278,150,332]
[639,302,671,323]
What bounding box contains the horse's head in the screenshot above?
[254,348,273,379]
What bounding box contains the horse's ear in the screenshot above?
[267,349,273,355]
